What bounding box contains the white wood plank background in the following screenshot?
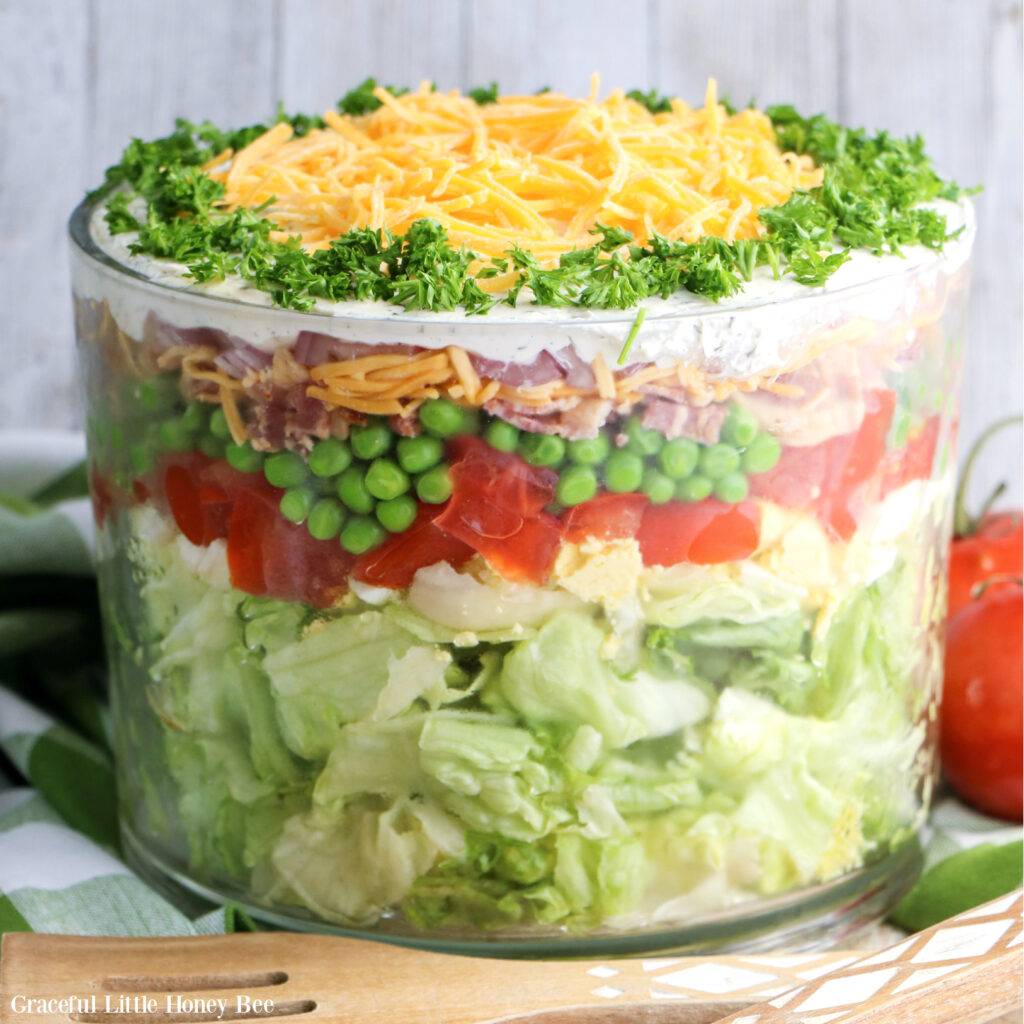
[0,0,1019,501]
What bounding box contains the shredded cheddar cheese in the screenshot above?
[211,78,821,281]
[218,384,248,445]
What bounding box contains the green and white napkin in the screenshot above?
[0,432,253,937]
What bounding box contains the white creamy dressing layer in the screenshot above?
[81,199,973,378]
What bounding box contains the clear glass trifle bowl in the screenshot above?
[69,85,974,954]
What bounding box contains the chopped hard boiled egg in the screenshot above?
[553,537,644,606]
[753,502,841,607]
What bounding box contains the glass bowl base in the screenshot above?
[121,823,922,958]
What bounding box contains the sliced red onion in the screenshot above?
[292,331,341,365]
[144,312,257,361]
[293,331,416,365]
[213,345,273,377]
[469,349,563,387]
[548,345,597,388]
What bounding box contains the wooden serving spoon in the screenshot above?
[1,891,1019,1024]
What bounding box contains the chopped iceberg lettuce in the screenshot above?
[495,611,710,748]
[495,611,649,747]
[124,502,932,934]
[403,829,646,931]
[263,611,420,759]
[371,646,454,720]
[420,716,575,841]
[268,797,464,926]
[238,596,308,657]
[313,712,573,844]
[143,588,310,880]
[642,561,807,628]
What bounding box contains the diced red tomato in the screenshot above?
[157,453,352,607]
[751,389,896,541]
[446,436,558,515]
[838,388,897,491]
[226,487,271,596]
[164,464,204,544]
[880,415,941,497]
[687,502,762,564]
[436,496,562,585]
[223,480,355,608]
[562,493,649,544]
[442,491,524,540]
[198,485,234,540]
[637,499,761,567]
[822,503,859,543]
[354,505,474,589]
[163,455,238,546]
[433,436,562,584]
[261,512,356,609]
[749,443,830,511]
[468,511,563,585]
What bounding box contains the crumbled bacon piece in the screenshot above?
[640,398,691,440]
[390,414,421,437]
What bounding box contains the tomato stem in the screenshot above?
[976,480,1008,522]
[953,415,1023,537]
[969,573,1024,601]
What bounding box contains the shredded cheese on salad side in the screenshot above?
[208,77,822,286]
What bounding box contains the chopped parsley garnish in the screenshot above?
[764,104,972,257]
[468,82,500,106]
[335,78,410,115]
[625,88,674,114]
[90,87,972,315]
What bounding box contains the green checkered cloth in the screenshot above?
[0,432,254,937]
[0,431,1018,939]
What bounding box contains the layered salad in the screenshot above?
[71,80,973,943]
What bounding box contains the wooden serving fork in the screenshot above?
[1,892,1020,1024]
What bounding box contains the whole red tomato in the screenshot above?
[948,511,1023,618]
[941,417,1022,819]
[948,416,1023,618]
[940,579,1023,821]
